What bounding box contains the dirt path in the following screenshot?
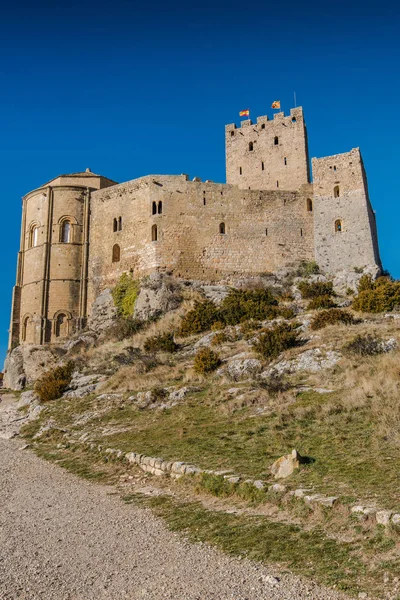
[0,396,351,600]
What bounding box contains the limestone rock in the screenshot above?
[268,483,287,494]
[225,356,262,381]
[391,514,400,525]
[270,449,305,479]
[134,274,182,321]
[376,510,393,526]
[3,345,60,391]
[263,347,341,378]
[88,288,118,333]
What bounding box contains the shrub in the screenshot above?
[310,309,355,330]
[193,347,221,374]
[253,323,299,360]
[307,294,336,310]
[211,331,228,346]
[297,280,334,299]
[179,300,220,336]
[353,276,400,313]
[104,317,144,341]
[34,361,74,402]
[220,288,278,324]
[259,373,289,396]
[211,321,225,332]
[144,332,178,353]
[111,273,140,318]
[296,261,320,277]
[343,334,384,357]
[240,320,262,337]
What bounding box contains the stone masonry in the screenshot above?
[7,106,381,348]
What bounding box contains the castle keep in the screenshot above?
[8,107,381,348]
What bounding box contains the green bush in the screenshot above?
[34,361,74,402]
[111,273,140,318]
[193,347,221,374]
[307,294,336,310]
[343,334,384,357]
[253,323,299,360]
[219,288,278,325]
[144,332,178,353]
[297,280,334,299]
[179,300,220,336]
[353,276,400,313]
[296,261,320,277]
[310,309,355,330]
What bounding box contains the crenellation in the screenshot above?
[8,107,382,348]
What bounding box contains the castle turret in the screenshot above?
[312,148,381,274]
[225,107,310,191]
[9,170,117,348]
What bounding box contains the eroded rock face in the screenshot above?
[225,356,263,381]
[88,288,118,333]
[263,347,341,378]
[3,345,60,391]
[134,275,182,321]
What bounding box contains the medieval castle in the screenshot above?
[8,106,381,348]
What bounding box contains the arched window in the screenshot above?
[274,136,279,145]
[152,224,158,241]
[158,201,162,214]
[22,315,32,342]
[335,219,342,233]
[113,218,118,232]
[249,142,254,151]
[292,117,297,123]
[112,243,120,262]
[152,201,157,215]
[334,185,340,198]
[219,222,225,234]
[61,220,71,243]
[29,225,39,248]
[118,216,122,231]
[55,313,68,338]
[307,198,313,212]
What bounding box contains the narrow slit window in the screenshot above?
[334,185,340,198]
[239,167,242,175]
[113,218,118,232]
[335,219,342,233]
[158,201,162,214]
[112,244,120,262]
[300,228,303,237]
[219,222,225,234]
[307,198,313,212]
[61,221,71,243]
[152,224,158,241]
[261,161,264,171]
[203,197,206,205]
[276,180,279,188]
[265,228,268,236]
[118,216,122,231]
[274,136,279,145]
[284,157,287,165]
[249,141,254,151]
[152,201,157,215]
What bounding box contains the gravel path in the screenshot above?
[0,401,350,600]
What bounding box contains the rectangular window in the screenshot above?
[261,161,264,171]
[239,167,242,175]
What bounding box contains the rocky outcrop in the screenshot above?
[270,449,305,479]
[87,288,118,333]
[3,345,61,391]
[263,347,341,378]
[134,274,182,321]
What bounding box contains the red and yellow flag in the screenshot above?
[239,109,250,117]
[271,100,281,109]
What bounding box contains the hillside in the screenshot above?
[3,263,400,599]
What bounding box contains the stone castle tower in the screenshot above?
[8,107,381,349]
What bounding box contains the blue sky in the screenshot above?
[1,0,399,365]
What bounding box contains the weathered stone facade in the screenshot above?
[8,107,382,348]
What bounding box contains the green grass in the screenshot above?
[124,493,399,598]
[23,388,400,510]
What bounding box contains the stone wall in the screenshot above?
[87,175,315,307]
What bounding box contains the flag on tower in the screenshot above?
[271,100,281,109]
[239,109,250,117]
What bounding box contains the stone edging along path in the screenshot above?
[61,437,400,531]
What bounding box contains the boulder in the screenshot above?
[263,347,341,378]
[88,288,118,333]
[225,357,262,381]
[376,510,393,526]
[270,449,305,479]
[134,274,182,321]
[3,345,59,391]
